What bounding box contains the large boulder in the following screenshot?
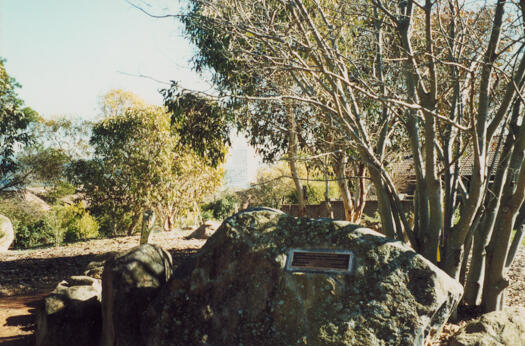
[102,244,173,346]
[449,307,525,346]
[142,208,463,346]
[185,220,222,240]
[0,214,14,252]
[36,276,102,346]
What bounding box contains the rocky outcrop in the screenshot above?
[102,244,173,346]
[449,307,525,346]
[142,208,463,346]
[0,214,14,252]
[36,276,102,346]
[84,259,108,279]
[185,220,222,240]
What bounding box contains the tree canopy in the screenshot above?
[71,91,224,235]
[176,0,525,312]
[0,58,38,191]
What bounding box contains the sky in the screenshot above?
[0,0,210,120]
[0,0,260,187]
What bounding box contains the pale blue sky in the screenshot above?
[0,0,208,120]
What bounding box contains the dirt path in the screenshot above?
[0,229,523,345]
[0,294,45,345]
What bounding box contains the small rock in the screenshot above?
[0,214,14,252]
[449,307,525,346]
[84,260,106,279]
[36,275,102,346]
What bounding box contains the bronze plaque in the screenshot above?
[286,249,354,274]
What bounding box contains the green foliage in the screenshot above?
[287,183,326,205]
[241,163,295,208]
[70,91,224,235]
[0,194,56,249]
[162,90,231,167]
[0,194,98,248]
[45,181,76,204]
[0,58,38,190]
[0,194,46,232]
[200,209,214,222]
[13,218,55,249]
[53,204,99,243]
[201,193,240,220]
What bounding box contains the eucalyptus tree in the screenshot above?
[177,2,387,218]
[70,102,223,236]
[0,58,38,191]
[175,0,525,312]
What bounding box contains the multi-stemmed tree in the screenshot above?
[166,0,525,312]
[71,92,223,236]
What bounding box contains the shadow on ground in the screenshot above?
[0,248,198,345]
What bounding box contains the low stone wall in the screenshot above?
[281,200,413,220]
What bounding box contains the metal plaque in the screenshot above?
[285,249,354,274]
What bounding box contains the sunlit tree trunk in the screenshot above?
[333,156,354,222]
[287,105,305,216]
[140,210,156,244]
[482,115,525,312]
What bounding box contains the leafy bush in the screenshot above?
[0,195,98,248]
[0,195,52,248]
[201,193,240,221]
[200,209,215,222]
[13,218,55,249]
[287,183,327,205]
[96,211,134,237]
[52,204,99,243]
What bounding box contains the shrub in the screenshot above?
[13,218,55,249]
[200,209,214,222]
[287,183,326,205]
[201,193,240,221]
[0,195,53,248]
[52,204,99,243]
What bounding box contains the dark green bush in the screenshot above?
[287,184,325,205]
[13,218,55,249]
[201,194,240,220]
[52,204,99,243]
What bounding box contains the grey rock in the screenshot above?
[449,307,525,346]
[142,208,463,346]
[36,275,102,346]
[84,260,107,279]
[102,244,173,346]
[0,214,14,252]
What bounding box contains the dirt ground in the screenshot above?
[0,230,205,345]
[0,229,523,345]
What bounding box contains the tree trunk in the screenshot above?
[333,157,354,222]
[506,222,524,268]
[164,214,174,232]
[482,106,525,311]
[464,133,512,305]
[355,163,367,222]
[459,228,474,287]
[287,105,305,216]
[140,210,156,245]
[369,167,397,239]
[481,208,515,311]
[127,213,141,236]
